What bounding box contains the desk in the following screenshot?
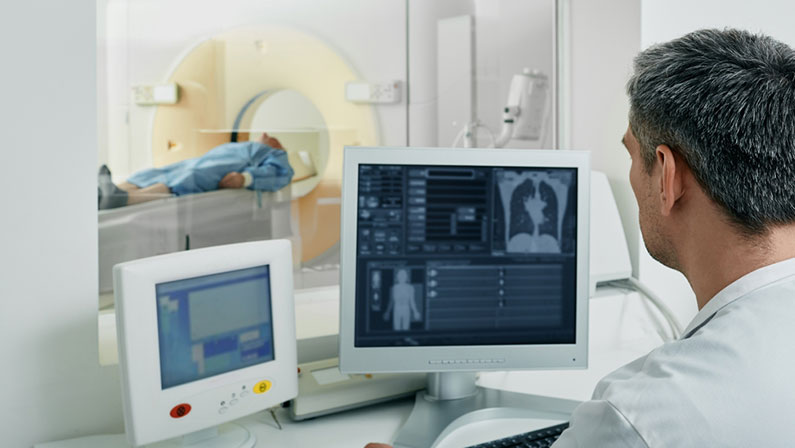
[52,287,665,447]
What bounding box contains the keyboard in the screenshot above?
[465,422,569,448]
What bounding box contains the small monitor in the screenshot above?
[114,240,297,447]
[338,147,590,447]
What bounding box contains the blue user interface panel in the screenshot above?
[156,265,274,389]
[355,165,578,347]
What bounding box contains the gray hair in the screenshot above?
[627,28,795,234]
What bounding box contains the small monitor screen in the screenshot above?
[354,165,577,347]
[155,265,275,389]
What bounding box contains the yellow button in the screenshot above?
[253,380,272,394]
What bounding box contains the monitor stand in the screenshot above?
[392,372,580,448]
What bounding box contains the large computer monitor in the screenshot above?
[339,147,590,447]
[114,240,297,447]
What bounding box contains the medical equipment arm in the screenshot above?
[492,69,549,148]
[453,68,549,149]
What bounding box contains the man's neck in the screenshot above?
[679,224,795,309]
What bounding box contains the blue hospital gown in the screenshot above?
[126,142,294,196]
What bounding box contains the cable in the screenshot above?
[627,277,683,338]
[268,405,283,430]
[451,120,497,148]
[604,277,684,341]
[608,280,673,342]
[450,125,468,148]
[474,121,497,147]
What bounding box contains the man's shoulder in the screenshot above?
[597,284,795,401]
[591,283,795,446]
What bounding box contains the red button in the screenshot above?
[170,403,192,419]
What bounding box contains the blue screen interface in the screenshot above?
[155,265,274,389]
[354,165,578,347]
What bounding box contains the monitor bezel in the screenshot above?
[114,240,297,446]
[339,146,590,373]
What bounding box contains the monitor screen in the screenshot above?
[155,265,275,389]
[354,164,577,348]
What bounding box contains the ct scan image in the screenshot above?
[494,169,576,254]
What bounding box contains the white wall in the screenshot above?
[567,0,642,270]
[408,0,476,146]
[0,1,124,446]
[642,0,795,46]
[637,0,795,326]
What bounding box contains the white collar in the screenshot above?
[682,256,795,338]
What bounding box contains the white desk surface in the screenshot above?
[69,288,665,448]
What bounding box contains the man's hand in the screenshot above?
[219,172,245,189]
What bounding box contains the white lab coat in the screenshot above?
[553,258,795,447]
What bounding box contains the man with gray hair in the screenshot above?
[552,27,795,446]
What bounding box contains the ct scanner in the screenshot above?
[98,26,382,301]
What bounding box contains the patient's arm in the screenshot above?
[243,149,294,191]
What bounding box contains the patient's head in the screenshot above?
[627,28,795,236]
[259,132,284,150]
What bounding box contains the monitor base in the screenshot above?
[393,373,580,448]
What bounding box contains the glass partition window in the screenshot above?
[96,0,559,310]
[96,0,405,309]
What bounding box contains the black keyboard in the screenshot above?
[465,422,569,448]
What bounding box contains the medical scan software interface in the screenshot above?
[155,265,275,389]
[354,164,578,347]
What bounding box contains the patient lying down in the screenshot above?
[98,133,294,210]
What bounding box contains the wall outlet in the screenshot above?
[132,83,179,106]
[345,81,401,104]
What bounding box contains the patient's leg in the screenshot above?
[117,182,140,191]
[99,176,172,209]
[98,165,129,210]
[125,183,172,205]
[99,163,175,210]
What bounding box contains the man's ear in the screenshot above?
[656,144,684,216]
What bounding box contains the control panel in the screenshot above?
[166,377,274,421]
